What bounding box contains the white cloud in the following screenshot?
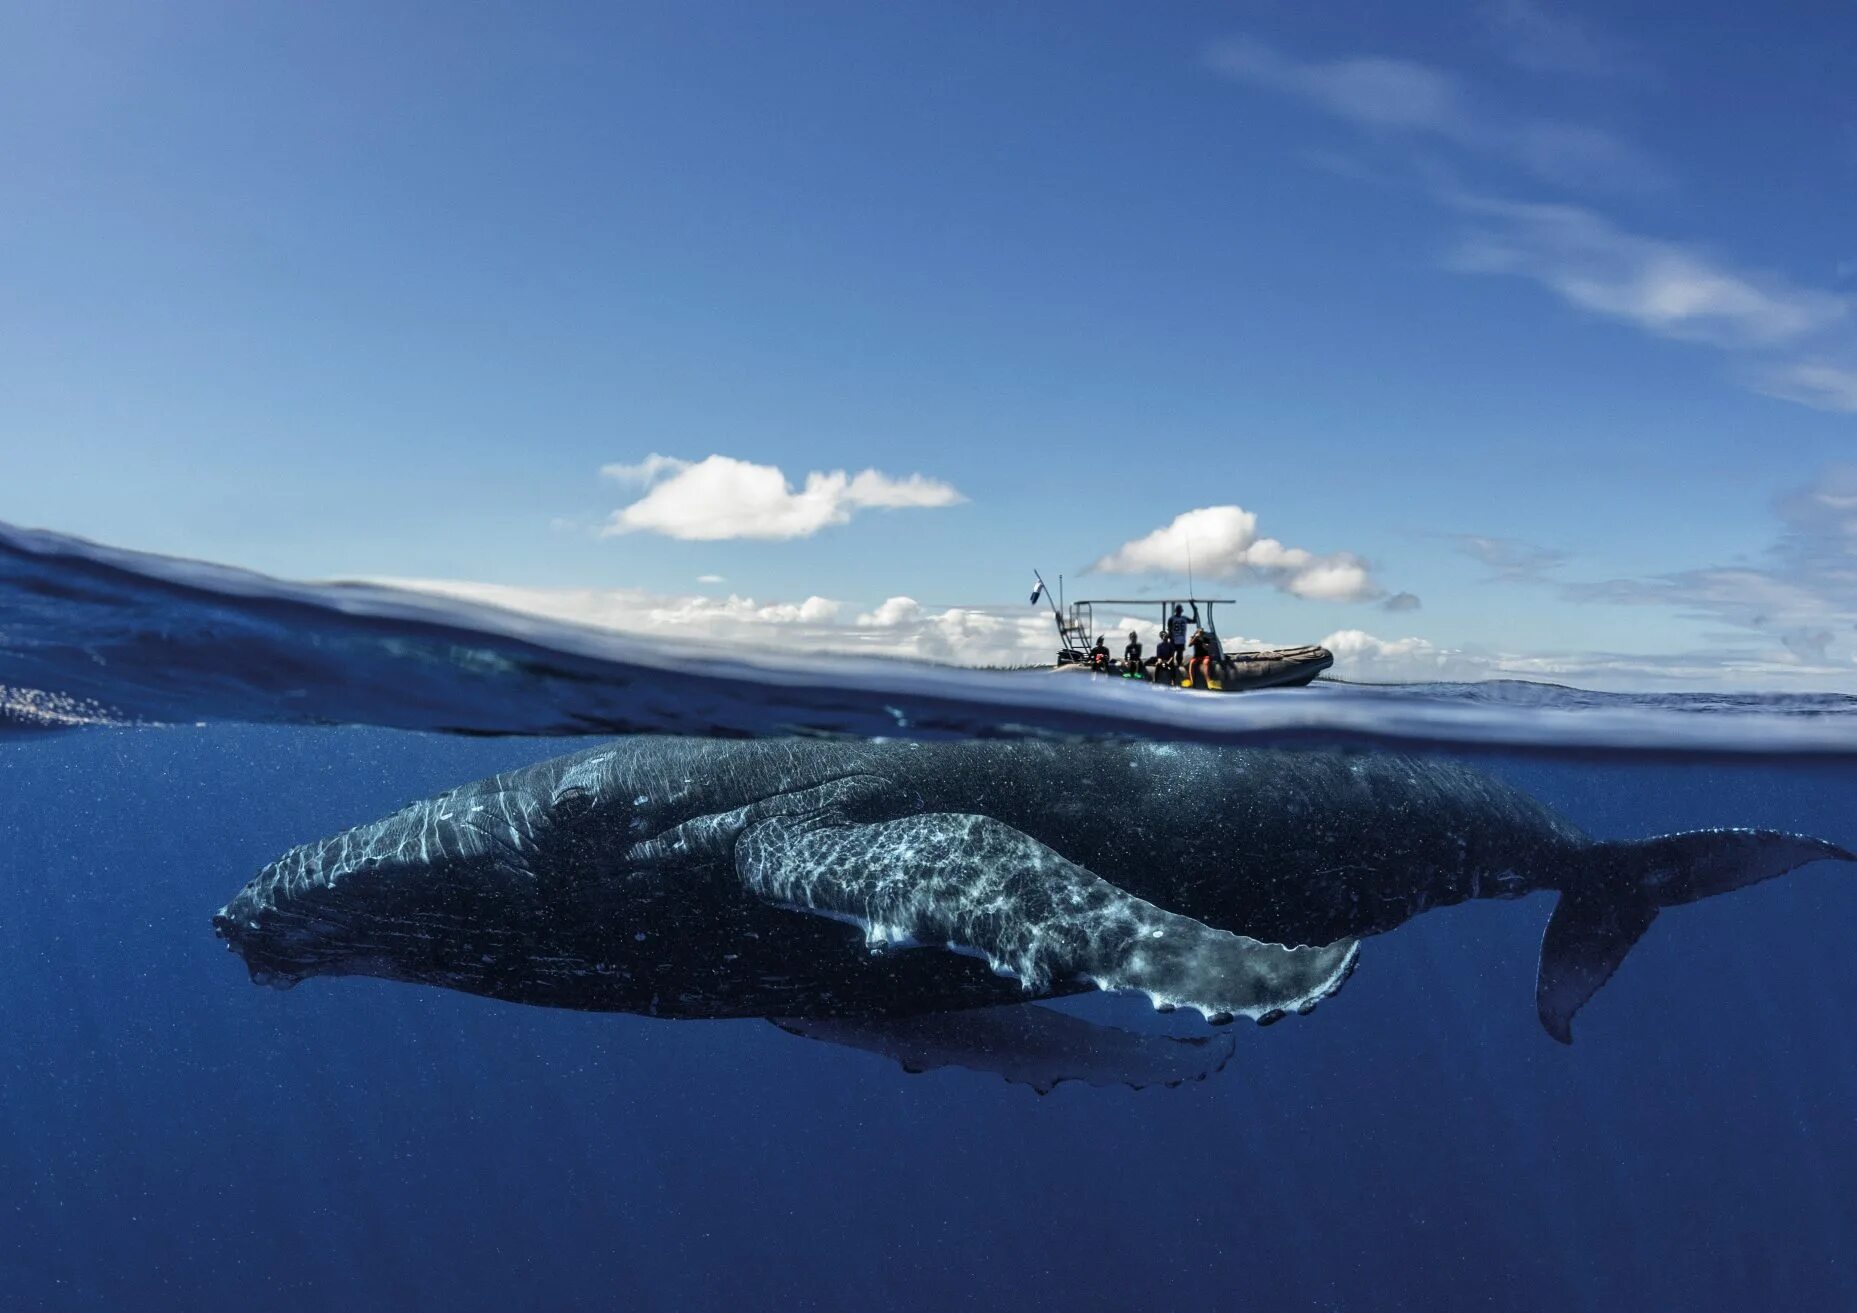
[857,596,927,628]
[1202,32,1857,412]
[599,454,965,541]
[1209,38,1466,134]
[1482,0,1642,80]
[1444,196,1857,412]
[1753,360,1857,414]
[1321,629,1464,680]
[1451,533,1569,581]
[1205,34,1657,191]
[1088,506,1384,602]
[753,596,843,624]
[696,574,726,584]
[855,596,1054,665]
[601,453,693,485]
[1447,196,1849,349]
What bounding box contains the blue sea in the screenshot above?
[4,524,1855,1311]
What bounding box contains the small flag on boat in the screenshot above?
[1029,578,1045,605]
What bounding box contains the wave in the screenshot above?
[4,521,1856,758]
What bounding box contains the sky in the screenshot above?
[3,1,1856,686]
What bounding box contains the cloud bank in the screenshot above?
[388,578,1055,668]
[1569,465,1857,665]
[600,454,965,540]
[1430,468,1857,680]
[386,574,1845,689]
[1088,506,1386,602]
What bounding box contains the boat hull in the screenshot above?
[1051,645,1333,692]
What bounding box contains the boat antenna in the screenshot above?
[1031,568,1065,627]
[1185,534,1196,600]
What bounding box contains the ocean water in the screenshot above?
[4,525,1856,1312]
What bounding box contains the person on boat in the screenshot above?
[1153,633,1178,685]
[1187,627,1218,688]
[1089,635,1110,671]
[1165,603,1197,655]
[1122,630,1143,677]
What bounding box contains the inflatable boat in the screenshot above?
[1034,577,1332,693]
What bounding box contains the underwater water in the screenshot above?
[4,525,1856,1311]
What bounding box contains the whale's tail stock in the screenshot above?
[1537,829,1855,1044]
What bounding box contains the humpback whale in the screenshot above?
[214,738,1850,1084]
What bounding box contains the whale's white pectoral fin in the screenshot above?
[770,1004,1237,1093]
[736,811,1360,1025]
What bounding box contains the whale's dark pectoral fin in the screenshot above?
[770,1004,1237,1094]
[737,812,1360,1025]
[1537,890,1657,1045]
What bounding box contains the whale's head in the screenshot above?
[211,836,528,991]
[209,739,862,1010]
[210,783,592,994]
[211,767,671,1007]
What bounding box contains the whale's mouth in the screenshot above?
[212,902,316,989]
[210,906,246,956]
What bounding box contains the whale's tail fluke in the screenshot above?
[1537,829,1854,1044]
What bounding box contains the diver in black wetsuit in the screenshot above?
[1122,631,1142,678]
[1153,634,1178,684]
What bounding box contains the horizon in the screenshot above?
[5,3,1855,690]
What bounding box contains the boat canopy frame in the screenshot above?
[1053,596,1237,663]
